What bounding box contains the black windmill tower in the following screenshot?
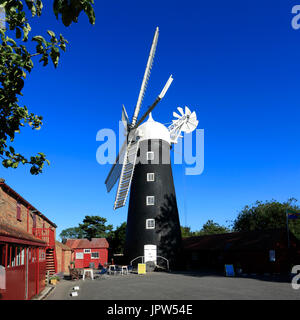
[105,27,199,269]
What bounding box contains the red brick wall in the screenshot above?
[74,248,108,269]
[0,186,56,239]
[55,243,72,274]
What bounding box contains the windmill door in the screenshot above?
[144,245,157,264]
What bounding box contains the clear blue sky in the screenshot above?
[1,0,300,239]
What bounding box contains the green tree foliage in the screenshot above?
[79,215,113,240]
[108,222,127,254]
[180,226,194,238]
[59,226,85,240]
[197,219,231,236]
[0,0,95,174]
[60,215,114,241]
[181,220,230,238]
[232,198,300,239]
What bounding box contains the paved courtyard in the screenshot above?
[45,271,300,300]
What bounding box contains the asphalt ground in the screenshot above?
[44,271,300,300]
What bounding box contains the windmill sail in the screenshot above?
[105,27,166,210]
[133,75,173,129]
[114,139,140,210]
[131,27,159,127]
[104,140,127,192]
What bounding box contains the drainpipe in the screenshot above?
[27,206,30,233]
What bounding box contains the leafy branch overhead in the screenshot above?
[0,0,95,174]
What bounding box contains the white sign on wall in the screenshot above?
[76,252,83,260]
[0,265,6,289]
[144,244,157,264]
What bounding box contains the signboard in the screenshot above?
[0,265,6,289]
[144,244,157,264]
[269,250,276,262]
[225,264,235,277]
[138,263,146,275]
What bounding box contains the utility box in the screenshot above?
[138,263,146,275]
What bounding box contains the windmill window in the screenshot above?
[146,219,155,229]
[147,173,155,181]
[146,196,155,206]
[146,151,154,161]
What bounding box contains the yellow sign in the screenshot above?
[138,263,146,274]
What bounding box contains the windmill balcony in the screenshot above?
[32,228,55,248]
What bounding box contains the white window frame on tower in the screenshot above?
[147,173,155,181]
[146,196,155,205]
[146,219,155,229]
[146,151,154,161]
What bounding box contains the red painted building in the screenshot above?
[66,238,109,269]
[0,179,57,300]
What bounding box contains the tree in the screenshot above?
[59,215,114,241]
[79,215,113,240]
[0,0,95,174]
[232,198,300,239]
[108,222,127,254]
[59,226,85,240]
[197,220,231,236]
[180,226,194,238]
[181,220,230,238]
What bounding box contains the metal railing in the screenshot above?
[156,256,169,271]
[130,256,144,266]
[130,255,169,271]
[32,228,55,247]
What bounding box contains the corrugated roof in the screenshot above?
[182,228,300,251]
[0,222,46,245]
[65,238,109,249]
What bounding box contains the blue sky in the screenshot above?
[1,0,300,238]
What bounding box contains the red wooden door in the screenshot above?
[83,251,90,268]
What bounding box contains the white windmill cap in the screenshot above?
[137,113,171,144]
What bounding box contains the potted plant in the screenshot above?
[50,275,60,285]
[70,261,75,268]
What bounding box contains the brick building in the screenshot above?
[181,228,300,274]
[0,178,57,300]
[55,241,72,275]
[66,238,109,269]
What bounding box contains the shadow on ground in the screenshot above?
[168,269,294,284]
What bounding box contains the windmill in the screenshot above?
[105,27,199,269]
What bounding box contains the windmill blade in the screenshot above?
[114,139,140,210]
[182,119,198,133]
[173,112,181,119]
[131,27,159,127]
[105,140,127,192]
[177,107,184,116]
[122,105,129,129]
[189,111,197,121]
[158,74,173,99]
[169,107,199,142]
[185,106,191,115]
[134,75,174,129]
